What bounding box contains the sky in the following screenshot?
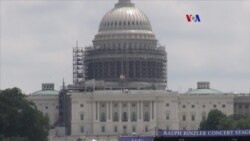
[0,0,250,94]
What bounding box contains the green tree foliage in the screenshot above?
[199,109,250,130]
[0,88,49,141]
[218,114,250,129]
[199,109,226,130]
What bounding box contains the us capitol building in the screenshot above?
[27,0,250,141]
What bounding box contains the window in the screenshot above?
[80,104,84,108]
[80,114,84,120]
[191,105,195,108]
[166,103,169,107]
[81,126,84,133]
[131,112,137,122]
[203,105,206,108]
[122,112,127,122]
[132,103,136,107]
[101,112,106,122]
[145,126,148,132]
[166,113,170,120]
[113,112,118,122]
[144,112,149,122]
[182,115,186,121]
[213,104,217,108]
[202,113,206,120]
[191,115,195,121]
[123,126,127,134]
[101,104,105,107]
[222,104,226,108]
[245,104,249,109]
[114,103,118,107]
[123,103,127,107]
[101,126,105,133]
[114,126,118,132]
[239,105,242,109]
[183,127,186,130]
[182,105,186,108]
[45,106,48,110]
[132,126,136,132]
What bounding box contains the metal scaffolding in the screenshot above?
[73,41,84,85]
[83,44,167,90]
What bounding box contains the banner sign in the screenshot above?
[119,136,153,141]
[158,129,250,137]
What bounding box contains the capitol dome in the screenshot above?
[93,0,156,46]
[82,0,167,90]
[98,0,152,32]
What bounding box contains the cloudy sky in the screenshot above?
[1,0,250,94]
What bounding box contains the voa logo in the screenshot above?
[186,14,201,22]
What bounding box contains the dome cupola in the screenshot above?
[83,0,167,90]
[97,0,153,32]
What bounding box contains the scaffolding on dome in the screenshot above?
[79,44,167,90]
[73,41,85,86]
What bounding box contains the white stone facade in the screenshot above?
[27,86,236,141]
[27,95,59,127]
[69,90,234,137]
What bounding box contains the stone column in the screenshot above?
[141,101,144,121]
[97,102,100,121]
[93,101,96,121]
[110,102,113,121]
[154,101,156,121]
[139,101,142,120]
[106,101,109,121]
[149,101,152,121]
[137,101,140,121]
[119,102,122,122]
[128,102,131,122]
[152,101,154,120]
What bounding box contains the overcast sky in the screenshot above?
[1,0,250,94]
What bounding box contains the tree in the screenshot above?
[0,88,49,141]
[218,114,250,129]
[199,109,226,130]
[199,109,250,130]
